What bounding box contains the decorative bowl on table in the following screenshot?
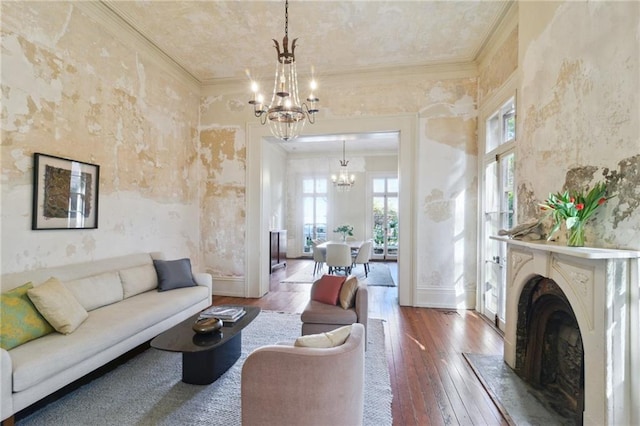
[192,317,223,334]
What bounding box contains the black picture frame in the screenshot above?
[32,153,100,230]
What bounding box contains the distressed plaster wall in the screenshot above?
[1,2,201,274]
[478,25,518,105]
[202,71,479,307]
[517,1,640,249]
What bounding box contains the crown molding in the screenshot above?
[76,1,201,91]
[202,61,479,95]
[475,1,519,66]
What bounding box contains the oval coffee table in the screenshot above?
[151,305,260,385]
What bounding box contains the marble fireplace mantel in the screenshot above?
[494,237,640,425]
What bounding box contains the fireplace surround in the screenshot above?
[498,238,639,425]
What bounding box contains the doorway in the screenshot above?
[246,115,417,306]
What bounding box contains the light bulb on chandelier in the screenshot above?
[247,0,319,142]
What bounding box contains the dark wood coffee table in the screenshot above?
[151,306,260,385]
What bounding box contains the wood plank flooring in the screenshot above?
[214,258,508,426]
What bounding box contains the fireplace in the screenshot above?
[515,276,584,423]
[497,238,640,425]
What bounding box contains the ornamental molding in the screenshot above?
[551,256,595,331]
[509,250,532,287]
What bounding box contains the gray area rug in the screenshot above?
[463,353,571,426]
[282,262,396,286]
[18,311,392,426]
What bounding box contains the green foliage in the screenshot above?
[333,224,354,236]
[539,182,614,241]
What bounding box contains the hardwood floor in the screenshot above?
[214,258,508,426]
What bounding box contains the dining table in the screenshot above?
[316,240,363,250]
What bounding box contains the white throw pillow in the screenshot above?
[64,271,123,311]
[119,264,158,298]
[294,325,353,348]
[27,277,88,334]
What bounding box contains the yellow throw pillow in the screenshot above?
[294,325,353,348]
[339,275,359,309]
[27,277,88,334]
[0,282,54,350]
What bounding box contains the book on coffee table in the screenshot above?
[199,306,245,321]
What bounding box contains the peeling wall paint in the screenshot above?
[201,72,480,305]
[478,26,518,104]
[1,2,201,273]
[517,1,639,249]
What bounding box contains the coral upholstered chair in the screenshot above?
[241,323,365,426]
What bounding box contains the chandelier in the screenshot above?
[248,0,319,141]
[331,141,355,192]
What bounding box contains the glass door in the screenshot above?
[371,176,398,260]
[482,154,514,328]
[301,177,327,256]
[480,96,516,330]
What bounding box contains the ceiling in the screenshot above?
[102,0,510,153]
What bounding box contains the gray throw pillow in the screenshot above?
[153,258,198,292]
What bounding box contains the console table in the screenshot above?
[269,230,287,273]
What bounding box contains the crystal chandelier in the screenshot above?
[331,141,355,192]
[248,0,319,142]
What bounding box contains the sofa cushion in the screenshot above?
[64,271,124,311]
[339,275,358,309]
[119,264,158,298]
[27,277,88,334]
[301,300,358,325]
[153,258,197,292]
[10,285,209,392]
[312,275,346,305]
[0,282,54,350]
[294,325,352,348]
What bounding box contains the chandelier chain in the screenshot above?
[284,0,289,38]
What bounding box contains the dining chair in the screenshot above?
[352,240,373,277]
[311,242,326,275]
[325,243,353,275]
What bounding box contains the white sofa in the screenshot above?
[0,252,212,422]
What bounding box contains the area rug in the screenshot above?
[282,262,396,286]
[463,353,571,426]
[18,312,392,426]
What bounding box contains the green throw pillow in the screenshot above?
[1,282,54,350]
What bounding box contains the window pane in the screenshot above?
[387,178,398,193]
[302,179,314,194]
[373,178,385,193]
[316,196,327,223]
[303,197,315,224]
[315,178,327,193]
[486,114,500,153]
[503,111,515,142]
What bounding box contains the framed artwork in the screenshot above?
[32,153,100,230]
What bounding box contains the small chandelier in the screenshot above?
[331,141,355,192]
[248,0,319,142]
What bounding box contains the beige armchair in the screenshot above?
[241,323,365,426]
[301,276,368,341]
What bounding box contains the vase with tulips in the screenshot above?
[539,182,613,247]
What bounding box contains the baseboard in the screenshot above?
[414,287,477,309]
[212,276,246,298]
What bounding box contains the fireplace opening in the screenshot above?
[515,276,584,424]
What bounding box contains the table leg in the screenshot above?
[181,332,242,385]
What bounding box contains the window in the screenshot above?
[301,177,328,254]
[371,175,398,260]
[480,96,516,330]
